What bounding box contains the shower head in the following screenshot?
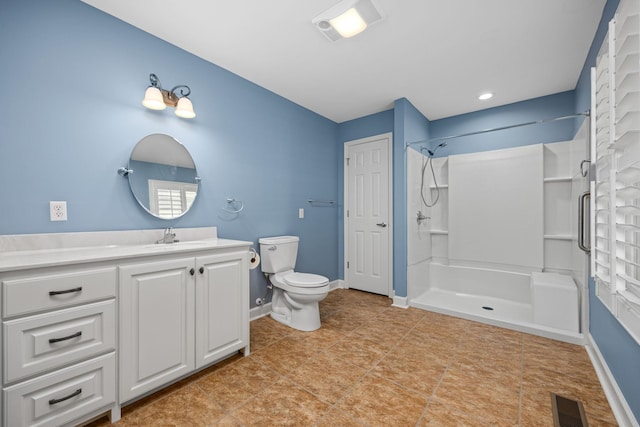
[427,141,448,157]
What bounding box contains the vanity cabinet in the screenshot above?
[196,251,249,368]
[119,250,249,403]
[1,264,117,427]
[0,228,251,426]
[119,258,195,403]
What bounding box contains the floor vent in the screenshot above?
[551,393,588,427]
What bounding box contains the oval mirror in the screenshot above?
[125,133,200,219]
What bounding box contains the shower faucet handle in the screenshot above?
[416,211,430,225]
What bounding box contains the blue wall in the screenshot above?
[0,0,339,307]
[393,99,430,298]
[426,91,577,157]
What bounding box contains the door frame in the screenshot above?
[343,132,394,297]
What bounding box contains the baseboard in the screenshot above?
[330,279,346,291]
[391,294,409,309]
[249,302,272,321]
[586,333,639,427]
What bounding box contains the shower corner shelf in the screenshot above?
[543,234,573,241]
[543,176,572,183]
[429,229,449,235]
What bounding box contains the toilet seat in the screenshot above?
[284,272,328,288]
[273,270,329,295]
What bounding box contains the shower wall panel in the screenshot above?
[448,144,544,270]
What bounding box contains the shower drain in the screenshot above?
[482,306,494,311]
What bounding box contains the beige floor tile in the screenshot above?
[448,355,521,392]
[315,407,367,426]
[372,350,447,396]
[230,377,330,426]
[249,316,290,352]
[393,334,459,367]
[249,335,319,375]
[120,383,226,427]
[294,325,346,349]
[522,367,617,425]
[210,415,244,426]
[523,336,593,378]
[337,374,429,426]
[418,399,495,426]
[350,317,411,348]
[435,367,520,426]
[324,334,389,368]
[288,350,367,404]
[95,289,616,427]
[194,357,276,411]
[375,305,427,327]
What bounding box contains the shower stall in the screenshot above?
[407,120,591,344]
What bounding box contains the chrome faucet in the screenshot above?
[157,227,177,244]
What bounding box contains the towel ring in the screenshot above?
[223,198,244,214]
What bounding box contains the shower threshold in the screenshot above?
[410,288,584,345]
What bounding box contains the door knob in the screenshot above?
[376,222,387,227]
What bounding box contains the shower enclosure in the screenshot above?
[407,121,591,344]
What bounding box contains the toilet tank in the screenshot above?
[259,236,299,273]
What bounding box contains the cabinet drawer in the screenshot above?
[2,267,116,317]
[3,352,115,427]
[4,300,116,383]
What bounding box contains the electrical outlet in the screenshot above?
[298,208,305,219]
[50,201,67,221]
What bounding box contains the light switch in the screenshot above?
[299,208,304,219]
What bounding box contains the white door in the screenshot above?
[345,133,392,295]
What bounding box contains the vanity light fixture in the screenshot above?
[478,92,494,101]
[312,0,383,41]
[142,73,196,118]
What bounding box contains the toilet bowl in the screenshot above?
[259,236,329,331]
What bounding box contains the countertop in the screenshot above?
[0,228,252,272]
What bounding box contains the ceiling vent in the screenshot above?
[312,0,383,42]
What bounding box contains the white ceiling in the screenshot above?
[81,0,606,123]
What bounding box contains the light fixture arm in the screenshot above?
[148,73,162,89]
[146,74,191,107]
[170,85,191,98]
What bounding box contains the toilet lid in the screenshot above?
[284,272,328,288]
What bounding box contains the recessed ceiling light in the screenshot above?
[478,92,493,100]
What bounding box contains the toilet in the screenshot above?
[259,236,330,331]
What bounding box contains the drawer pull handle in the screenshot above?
[49,388,82,405]
[49,331,82,344]
[190,268,195,276]
[199,266,204,274]
[49,287,83,296]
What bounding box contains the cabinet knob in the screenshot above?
[199,266,204,274]
[189,268,195,276]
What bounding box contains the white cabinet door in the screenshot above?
[119,258,195,403]
[195,251,249,368]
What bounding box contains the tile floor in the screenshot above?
[87,289,617,426]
